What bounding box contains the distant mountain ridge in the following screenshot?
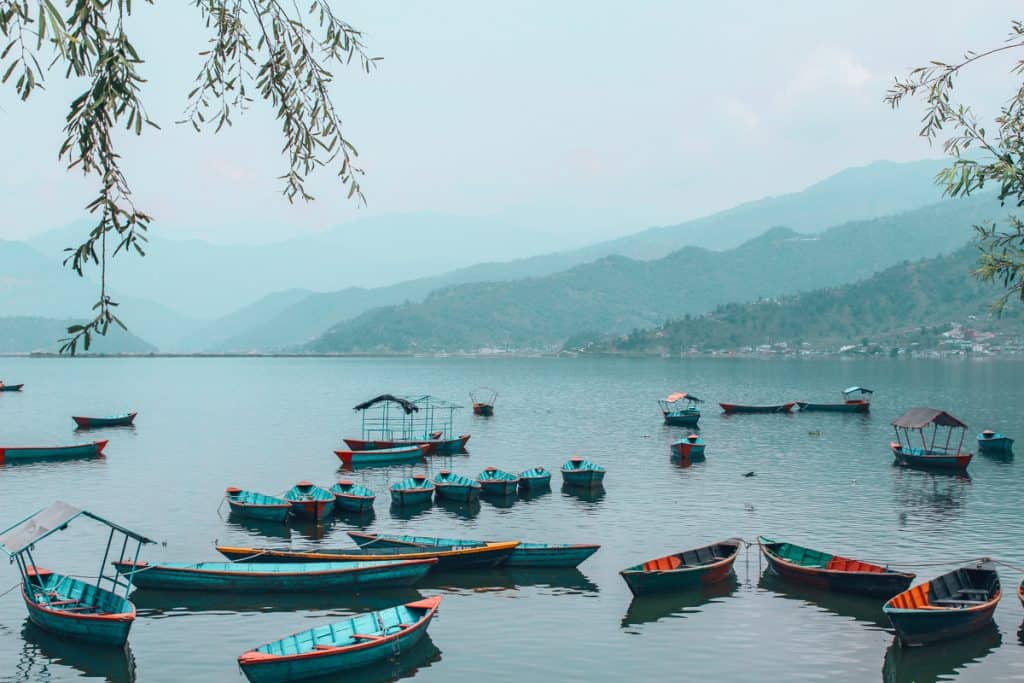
[0,316,156,354]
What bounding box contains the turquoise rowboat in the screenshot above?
[330,480,375,513]
[72,412,137,429]
[620,539,743,595]
[111,558,436,592]
[284,482,335,520]
[977,430,1014,453]
[238,596,441,683]
[477,467,519,496]
[670,434,706,466]
[561,457,605,488]
[390,474,435,507]
[0,440,108,465]
[218,541,519,571]
[518,467,551,491]
[349,532,598,568]
[225,488,291,522]
[433,471,481,502]
[0,382,24,392]
[333,444,428,468]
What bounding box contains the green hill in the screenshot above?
[0,317,157,354]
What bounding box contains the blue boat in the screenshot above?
[348,532,597,568]
[658,392,702,427]
[0,382,24,392]
[477,467,519,496]
[284,482,335,520]
[0,440,108,465]
[333,444,428,468]
[112,558,436,592]
[330,480,375,513]
[390,474,435,507]
[72,412,137,429]
[225,488,292,522]
[238,596,441,683]
[670,433,706,465]
[0,501,152,646]
[518,467,552,491]
[433,470,481,502]
[561,457,605,488]
[891,408,972,472]
[977,430,1014,454]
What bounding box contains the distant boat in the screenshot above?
[890,407,972,471]
[390,474,435,507]
[884,560,1000,646]
[0,441,108,465]
[658,392,703,427]
[561,457,605,488]
[333,444,428,468]
[518,467,552,491]
[432,471,481,502]
[670,433,705,465]
[348,394,470,454]
[347,532,596,569]
[620,539,742,595]
[720,402,796,414]
[471,387,498,416]
[224,488,291,522]
[477,467,519,496]
[329,480,375,513]
[796,387,873,413]
[72,412,137,429]
[217,541,519,570]
[977,430,1014,454]
[283,482,335,520]
[0,383,24,392]
[759,537,915,597]
[237,596,441,683]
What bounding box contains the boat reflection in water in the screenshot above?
[481,492,517,509]
[131,587,426,617]
[757,571,889,629]
[517,487,552,503]
[561,484,606,504]
[434,497,481,520]
[328,634,442,683]
[891,468,971,523]
[882,623,1000,683]
[621,575,739,631]
[225,511,292,541]
[389,500,433,521]
[419,567,599,596]
[335,508,377,529]
[18,621,137,682]
[289,517,335,541]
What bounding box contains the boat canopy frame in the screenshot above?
[891,408,968,455]
[355,394,464,441]
[843,387,873,401]
[658,392,703,412]
[470,387,498,406]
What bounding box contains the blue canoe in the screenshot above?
[72,413,137,429]
[977,430,1014,453]
[0,440,108,465]
[330,480,376,513]
[238,596,441,683]
[112,558,436,592]
[225,488,292,522]
[433,471,481,502]
[390,474,435,507]
[349,532,598,568]
[518,467,552,491]
[477,467,519,496]
[284,482,335,520]
[561,458,606,488]
[22,567,136,646]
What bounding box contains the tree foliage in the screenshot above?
[0,0,373,353]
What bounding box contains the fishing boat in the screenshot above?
[890,408,972,471]
[433,471,481,502]
[72,412,137,429]
[518,467,552,491]
[225,488,292,522]
[561,457,605,488]
[759,537,915,597]
[348,532,596,569]
[1019,577,1023,607]
[658,392,703,427]
[329,481,376,513]
[111,558,436,592]
[390,474,435,507]
[477,467,519,496]
[620,539,742,595]
[237,596,441,683]
[333,444,428,468]
[345,394,471,455]
[0,440,108,465]
[0,382,24,392]
[0,501,152,646]
[470,387,497,416]
[719,402,796,414]
[217,541,519,570]
[796,387,873,413]
[883,560,1000,646]
[977,430,1014,454]
[670,434,705,465]
[283,482,335,520]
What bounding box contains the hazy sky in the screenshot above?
[0,1,1020,245]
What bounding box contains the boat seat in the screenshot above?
[351,633,385,641]
[930,599,988,607]
[955,588,990,597]
[313,644,338,650]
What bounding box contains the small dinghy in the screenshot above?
[433,471,481,502]
[477,467,519,496]
[225,488,292,522]
[390,474,434,507]
[0,382,24,392]
[720,402,796,414]
[217,541,519,571]
[977,430,1014,454]
[620,539,742,595]
[283,482,335,520]
[333,444,428,467]
[470,387,498,416]
[518,467,552,491]
[0,440,108,465]
[561,457,605,488]
[329,480,375,513]
[670,434,705,465]
[348,532,597,568]
[72,412,137,429]
[796,387,872,413]
[759,537,915,597]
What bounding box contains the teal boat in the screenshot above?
[330,480,375,513]
[238,596,441,683]
[0,382,24,392]
[284,482,335,520]
[225,488,292,522]
[0,440,108,465]
[111,558,436,592]
[658,392,703,427]
[977,430,1014,454]
[349,532,598,568]
[561,457,605,488]
[477,467,519,496]
[333,444,428,468]
[72,413,137,429]
[0,501,152,646]
[433,470,481,502]
[390,474,435,507]
[518,467,551,491]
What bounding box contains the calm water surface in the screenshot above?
[1,357,1023,682]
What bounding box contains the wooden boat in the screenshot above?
[883,560,1000,646]
[433,470,481,502]
[518,467,552,491]
[329,480,375,513]
[0,382,24,392]
[111,558,436,592]
[719,402,796,414]
[471,387,497,416]
[0,501,152,646]
[225,488,291,522]
[977,430,1014,453]
[72,412,137,429]
[561,457,605,488]
[658,392,702,427]
[237,596,441,683]
[343,435,470,456]
[283,482,335,520]
[759,537,915,597]
[620,539,742,595]
[477,467,519,496]
[348,532,595,568]
[349,394,470,455]
[0,440,108,465]
[217,541,518,570]
[390,474,435,507]
[891,408,972,471]
[333,444,428,467]
[796,387,872,413]
[670,434,705,465]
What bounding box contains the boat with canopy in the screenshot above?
[890,407,972,471]
[470,387,498,416]
[658,392,703,427]
[344,394,470,455]
[797,387,873,413]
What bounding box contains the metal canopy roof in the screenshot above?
[891,407,968,430]
[843,386,874,395]
[0,501,153,557]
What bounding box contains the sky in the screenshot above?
[0,0,1020,246]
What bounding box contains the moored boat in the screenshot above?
[329,480,376,513]
[883,560,1000,646]
[518,467,552,491]
[796,387,873,413]
[333,444,428,468]
[347,394,470,455]
[620,539,742,595]
[759,537,915,597]
[719,402,796,414]
[658,392,702,427]
[471,387,497,416]
[72,412,137,429]
[237,596,441,683]
[977,429,1014,454]
[217,541,519,570]
[670,433,706,465]
[283,482,335,520]
[561,457,605,488]
[225,488,292,522]
[347,532,595,568]
[342,435,470,456]
[0,382,24,392]
[477,467,519,496]
[432,471,481,502]
[0,441,108,465]
[390,474,435,507]
[890,408,972,471]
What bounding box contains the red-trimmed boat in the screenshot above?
[1018,577,1023,606]
[659,392,703,427]
[330,480,375,513]
[0,440,108,465]
[225,487,292,522]
[477,467,519,496]
[796,387,872,413]
[759,537,915,597]
[346,394,470,455]
[283,482,335,520]
[620,539,742,595]
[343,435,471,456]
[0,382,24,391]
[217,541,519,570]
[471,387,497,416]
[719,402,796,414]
[670,434,705,465]
[890,407,973,471]
[72,412,137,429]
[334,444,428,468]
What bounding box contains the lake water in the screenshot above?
[1,356,1023,682]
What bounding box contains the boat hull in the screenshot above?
[334,445,427,467]
[0,383,24,392]
[504,544,600,568]
[343,435,471,455]
[390,489,434,507]
[662,412,700,427]
[670,441,706,465]
[518,474,551,491]
[72,413,137,429]
[891,444,972,471]
[977,437,1014,453]
[761,548,913,598]
[620,540,741,596]
[434,484,480,502]
[288,499,334,521]
[333,495,375,513]
[720,402,795,414]
[0,441,108,464]
[472,403,494,416]
[796,401,869,413]
[479,480,518,496]
[22,573,135,647]
[561,470,605,488]
[218,542,517,571]
[886,603,998,646]
[228,500,291,522]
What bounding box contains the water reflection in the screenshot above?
[882,623,1000,683]
[225,512,292,541]
[891,468,970,521]
[133,588,425,617]
[979,448,1014,464]
[298,635,442,683]
[434,498,481,519]
[335,509,377,529]
[17,621,137,682]
[757,571,889,628]
[621,576,739,631]
[561,485,606,504]
[291,518,336,541]
[517,487,551,503]
[390,501,433,521]
[481,492,517,509]
[420,568,599,595]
